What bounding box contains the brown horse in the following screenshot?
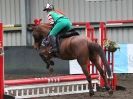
[32,24,113,96]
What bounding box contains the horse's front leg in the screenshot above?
[77,58,94,97]
[39,53,54,73]
[46,60,54,73]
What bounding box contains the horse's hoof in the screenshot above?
[89,90,94,97]
[50,60,54,65]
[108,89,113,96]
[49,67,54,73]
[105,86,113,95]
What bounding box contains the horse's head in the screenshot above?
[32,23,52,50]
[32,24,54,72]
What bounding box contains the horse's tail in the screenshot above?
[90,42,112,77]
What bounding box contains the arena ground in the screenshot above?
[5,74,133,99]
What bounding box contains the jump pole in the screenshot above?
[86,22,98,75]
[0,23,15,99]
[0,22,4,99]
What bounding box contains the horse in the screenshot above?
[32,23,113,96]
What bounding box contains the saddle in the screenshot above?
[58,29,79,39]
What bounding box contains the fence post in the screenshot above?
[0,23,4,99]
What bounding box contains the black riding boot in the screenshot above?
[48,35,58,53]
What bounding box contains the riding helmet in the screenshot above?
[43,3,54,11]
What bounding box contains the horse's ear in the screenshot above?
[34,18,42,25]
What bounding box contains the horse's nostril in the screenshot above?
[33,45,38,50]
[33,43,39,49]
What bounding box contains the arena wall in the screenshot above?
[0,0,133,46]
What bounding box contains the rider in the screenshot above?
[43,3,73,53]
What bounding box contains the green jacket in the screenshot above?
[48,11,68,24]
[48,11,72,36]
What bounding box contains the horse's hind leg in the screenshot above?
[90,55,113,95]
[77,58,94,96]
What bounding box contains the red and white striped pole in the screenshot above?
[99,22,107,87]
[0,22,4,99]
[99,22,117,90]
[5,75,99,86]
[86,22,97,74]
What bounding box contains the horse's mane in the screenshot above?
[41,23,52,29]
[33,23,52,36]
